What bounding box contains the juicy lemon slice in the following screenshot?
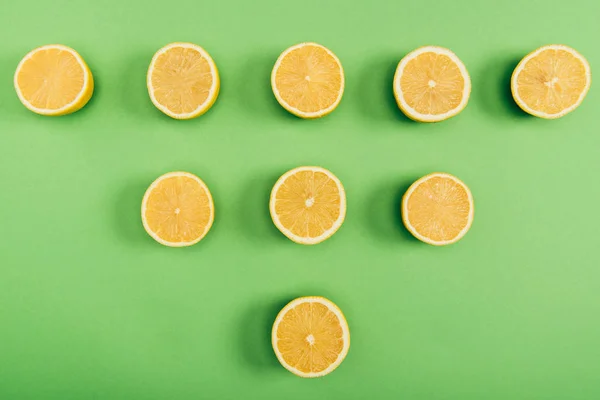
[272,296,350,378]
[393,46,471,122]
[511,44,591,119]
[14,44,94,116]
[270,166,346,245]
[402,172,474,245]
[141,171,214,247]
[147,42,220,119]
[271,43,344,118]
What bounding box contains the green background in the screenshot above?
[1,0,599,398]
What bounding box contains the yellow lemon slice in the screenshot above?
[272,296,350,378]
[270,166,346,245]
[141,172,214,247]
[393,46,471,122]
[14,44,94,116]
[511,44,591,119]
[147,42,220,119]
[402,173,474,246]
[271,43,344,118]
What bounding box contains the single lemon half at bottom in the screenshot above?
[272,296,350,378]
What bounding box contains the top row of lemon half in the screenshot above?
[14,42,591,122]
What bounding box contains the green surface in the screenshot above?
[1,0,599,398]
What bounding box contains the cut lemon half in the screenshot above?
[141,171,214,247]
[14,44,94,116]
[393,46,471,122]
[511,44,591,119]
[271,43,344,118]
[270,166,346,245]
[147,42,219,119]
[272,296,350,378]
[402,173,474,246]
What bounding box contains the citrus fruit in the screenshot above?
[511,44,591,119]
[147,42,219,119]
[272,296,350,378]
[402,173,474,246]
[14,44,94,116]
[271,42,344,118]
[270,166,346,245]
[393,46,471,122]
[141,171,214,247]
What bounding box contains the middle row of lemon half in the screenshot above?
[141,168,475,247]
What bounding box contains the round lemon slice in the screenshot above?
[270,166,346,245]
[402,172,474,245]
[141,171,214,247]
[147,42,220,120]
[271,43,344,118]
[511,44,591,119]
[393,46,471,122]
[14,44,94,116]
[272,296,350,378]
